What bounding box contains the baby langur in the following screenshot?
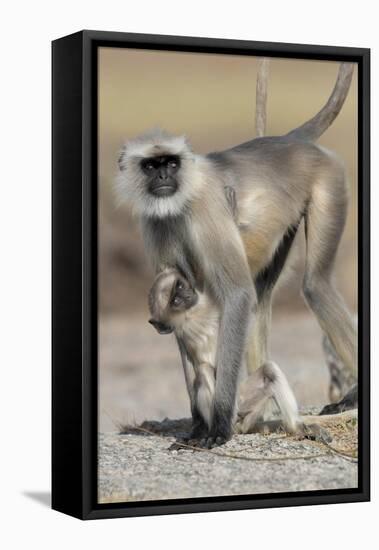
[148,268,217,431]
[148,268,301,438]
[237,362,300,434]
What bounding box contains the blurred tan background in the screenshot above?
[98,48,357,431]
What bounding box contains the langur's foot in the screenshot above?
[200,429,233,449]
[206,415,233,445]
[199,434,230,448]
[320,401,354,415]
[320,385,358,416]
[189,426,208,441]
[188,413,209,442]
[320,403,345,415]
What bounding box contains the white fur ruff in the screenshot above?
[116,129,205,219]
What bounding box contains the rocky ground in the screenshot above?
[98,310,358,504]
[98,413,358,504]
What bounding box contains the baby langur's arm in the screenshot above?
[224,186,238,222]
[194,363,216,430]
[237,361,300,434]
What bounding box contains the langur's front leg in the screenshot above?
[246,293,271,373]
[203,286,254,448]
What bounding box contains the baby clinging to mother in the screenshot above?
[117,62,356,447]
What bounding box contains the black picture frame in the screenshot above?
[52,30,370,520]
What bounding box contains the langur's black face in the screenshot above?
[140,155,181,198]
[149,273,198,335]
[117,131,199,218]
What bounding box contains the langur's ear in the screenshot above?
[148,319,174,335]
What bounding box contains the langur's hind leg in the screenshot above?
[246,220,299,374]
[302,175,357,383]
[237,366,271,433]
[322,332,357,403]
[246,294,272,373]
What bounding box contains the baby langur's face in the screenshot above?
[148,271,198,335]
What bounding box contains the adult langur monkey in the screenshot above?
[117,62,356,446]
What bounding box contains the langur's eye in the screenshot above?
[168,161,177,168]
[177,281,184,290]
[146,163,154,170]
[173,296,181,306]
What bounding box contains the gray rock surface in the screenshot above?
[98,418,358,504]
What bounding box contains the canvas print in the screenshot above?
[97,48,358,504]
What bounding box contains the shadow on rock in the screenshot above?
[120,417,192,441]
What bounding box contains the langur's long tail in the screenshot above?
[261,361,300,433]
[285,63,354,142]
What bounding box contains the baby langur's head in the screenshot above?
[148,269,198,335]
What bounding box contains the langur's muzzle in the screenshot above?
[148,319,174,334]
[149,179,178,197]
